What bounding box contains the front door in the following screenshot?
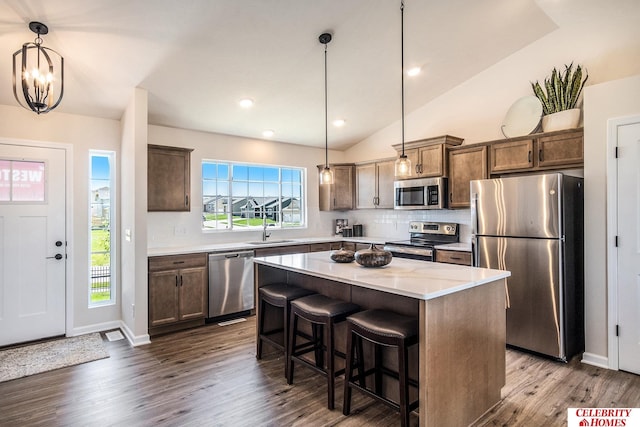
[617,119,640,375]
[0,142,66,347]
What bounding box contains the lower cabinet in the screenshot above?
[148,253,208,336]
[435,249,472,266]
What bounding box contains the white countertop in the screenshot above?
[254,251,509,300]
[148,236,386,257]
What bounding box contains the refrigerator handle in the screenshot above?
[470,192,479,267]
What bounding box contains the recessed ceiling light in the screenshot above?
[333,119,346,127]
[407,67,421,77]
[239,98,254,108]
[262,129,274,138]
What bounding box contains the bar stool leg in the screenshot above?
[287,312,298,385]
[343,326,354,416]
[355,334,366,388]
[256,296,265,360]
[374,344,383,395]
[398,339,410,427]
[326,319,335,410]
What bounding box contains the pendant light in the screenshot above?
[13,21,64,114]
[319,32,334,185]
[394,1,412,178]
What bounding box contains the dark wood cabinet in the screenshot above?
[148,252,207,335]
[448,144,488,209]
[435,249,472,266]
[356,159,395,209]
[393,135,463,178]
[148,144,193,212]
[489,128,583,174]
[318,164,356,211]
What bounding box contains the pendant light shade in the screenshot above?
[395,1,412,178]
[319,32,334,185]
[12,21,64,114]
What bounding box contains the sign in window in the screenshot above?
[0,159,46,202]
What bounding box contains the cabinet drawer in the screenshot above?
[149,253,207,271]
[309,243,332,252]
[435,250,472,266]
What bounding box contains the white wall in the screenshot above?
[0,105,122,335]
[582,75,640,365]
[119,88,150,345]
[146,125,347,249]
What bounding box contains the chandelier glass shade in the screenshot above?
[13,22,64,114]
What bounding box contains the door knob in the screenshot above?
[55,241,63,247]
[46,254,63,260]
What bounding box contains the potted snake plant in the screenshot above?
[531,63,588,132]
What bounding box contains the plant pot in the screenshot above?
[541,108,581,132]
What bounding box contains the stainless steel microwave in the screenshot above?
[394,177,447,210]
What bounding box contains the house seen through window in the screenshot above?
[202,161,305,230]
[89,151,115,306]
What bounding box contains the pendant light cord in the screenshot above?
[401,0,405,157]
[324,42,329,167]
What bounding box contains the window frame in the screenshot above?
[201,160,307,232]
[88,150,116,307]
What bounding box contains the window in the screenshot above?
[89,151,115,306]
[0,159,46,202]
[202,161,305,230]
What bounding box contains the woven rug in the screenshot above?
[0,333,109,383]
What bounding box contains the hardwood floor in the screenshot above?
[0,317,638,426]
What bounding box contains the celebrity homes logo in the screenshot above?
[568,408,639,426]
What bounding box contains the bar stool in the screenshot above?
[256,283,316,376]
[287,294,360,410]
[342,309,419,427]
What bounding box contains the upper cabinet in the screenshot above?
[356,159,395,209]
[318,164,356,211]
[148,144,193,212]
[448,144,488,209]
[392,135,463,179]
[489,128,583,174]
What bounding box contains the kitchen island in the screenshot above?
[254,251,510,427]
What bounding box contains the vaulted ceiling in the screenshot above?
[0,0,559,149]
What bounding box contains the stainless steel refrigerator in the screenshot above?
[471,173,584,361]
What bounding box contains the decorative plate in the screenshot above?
[501,95,543,138]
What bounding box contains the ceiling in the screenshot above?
[0,0,558,150]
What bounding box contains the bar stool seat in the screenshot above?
[343,309,419,427]
[256,283,316,376]
[287,294,360,410]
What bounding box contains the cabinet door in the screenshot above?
[356,163,377,209]
[418,144,446,177]
[332,165,356,210]
[148,145,192,212]
[376,160,396,208]
[435,250,472,266]
[537,132,583,168]
[309,243,332,252]
[179,267,208,321]
[149,270,180,327]
[490,139,534,174]
[448,145,488,209]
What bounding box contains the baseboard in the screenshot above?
[68,320,123,337]
[581,352,610,369]
[119,321,151,347]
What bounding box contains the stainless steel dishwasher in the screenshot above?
[208,250,254,318]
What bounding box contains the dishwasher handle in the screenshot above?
[208,251,254,261]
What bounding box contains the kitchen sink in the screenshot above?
[247,239,294,245]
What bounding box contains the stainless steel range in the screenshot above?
[384,221,459,261]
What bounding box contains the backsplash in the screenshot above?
[327,209,472,243]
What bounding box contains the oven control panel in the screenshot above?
[408,221,458,235]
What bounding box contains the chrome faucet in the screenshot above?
[262,207,271,241]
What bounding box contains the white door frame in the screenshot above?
[0,137,74,339]
[605,114,640,370]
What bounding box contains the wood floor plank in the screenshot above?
[0,317,638,427]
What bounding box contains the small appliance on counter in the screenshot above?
[335,219,348,235]
[342,226,353,237]
[352,224,363,237]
